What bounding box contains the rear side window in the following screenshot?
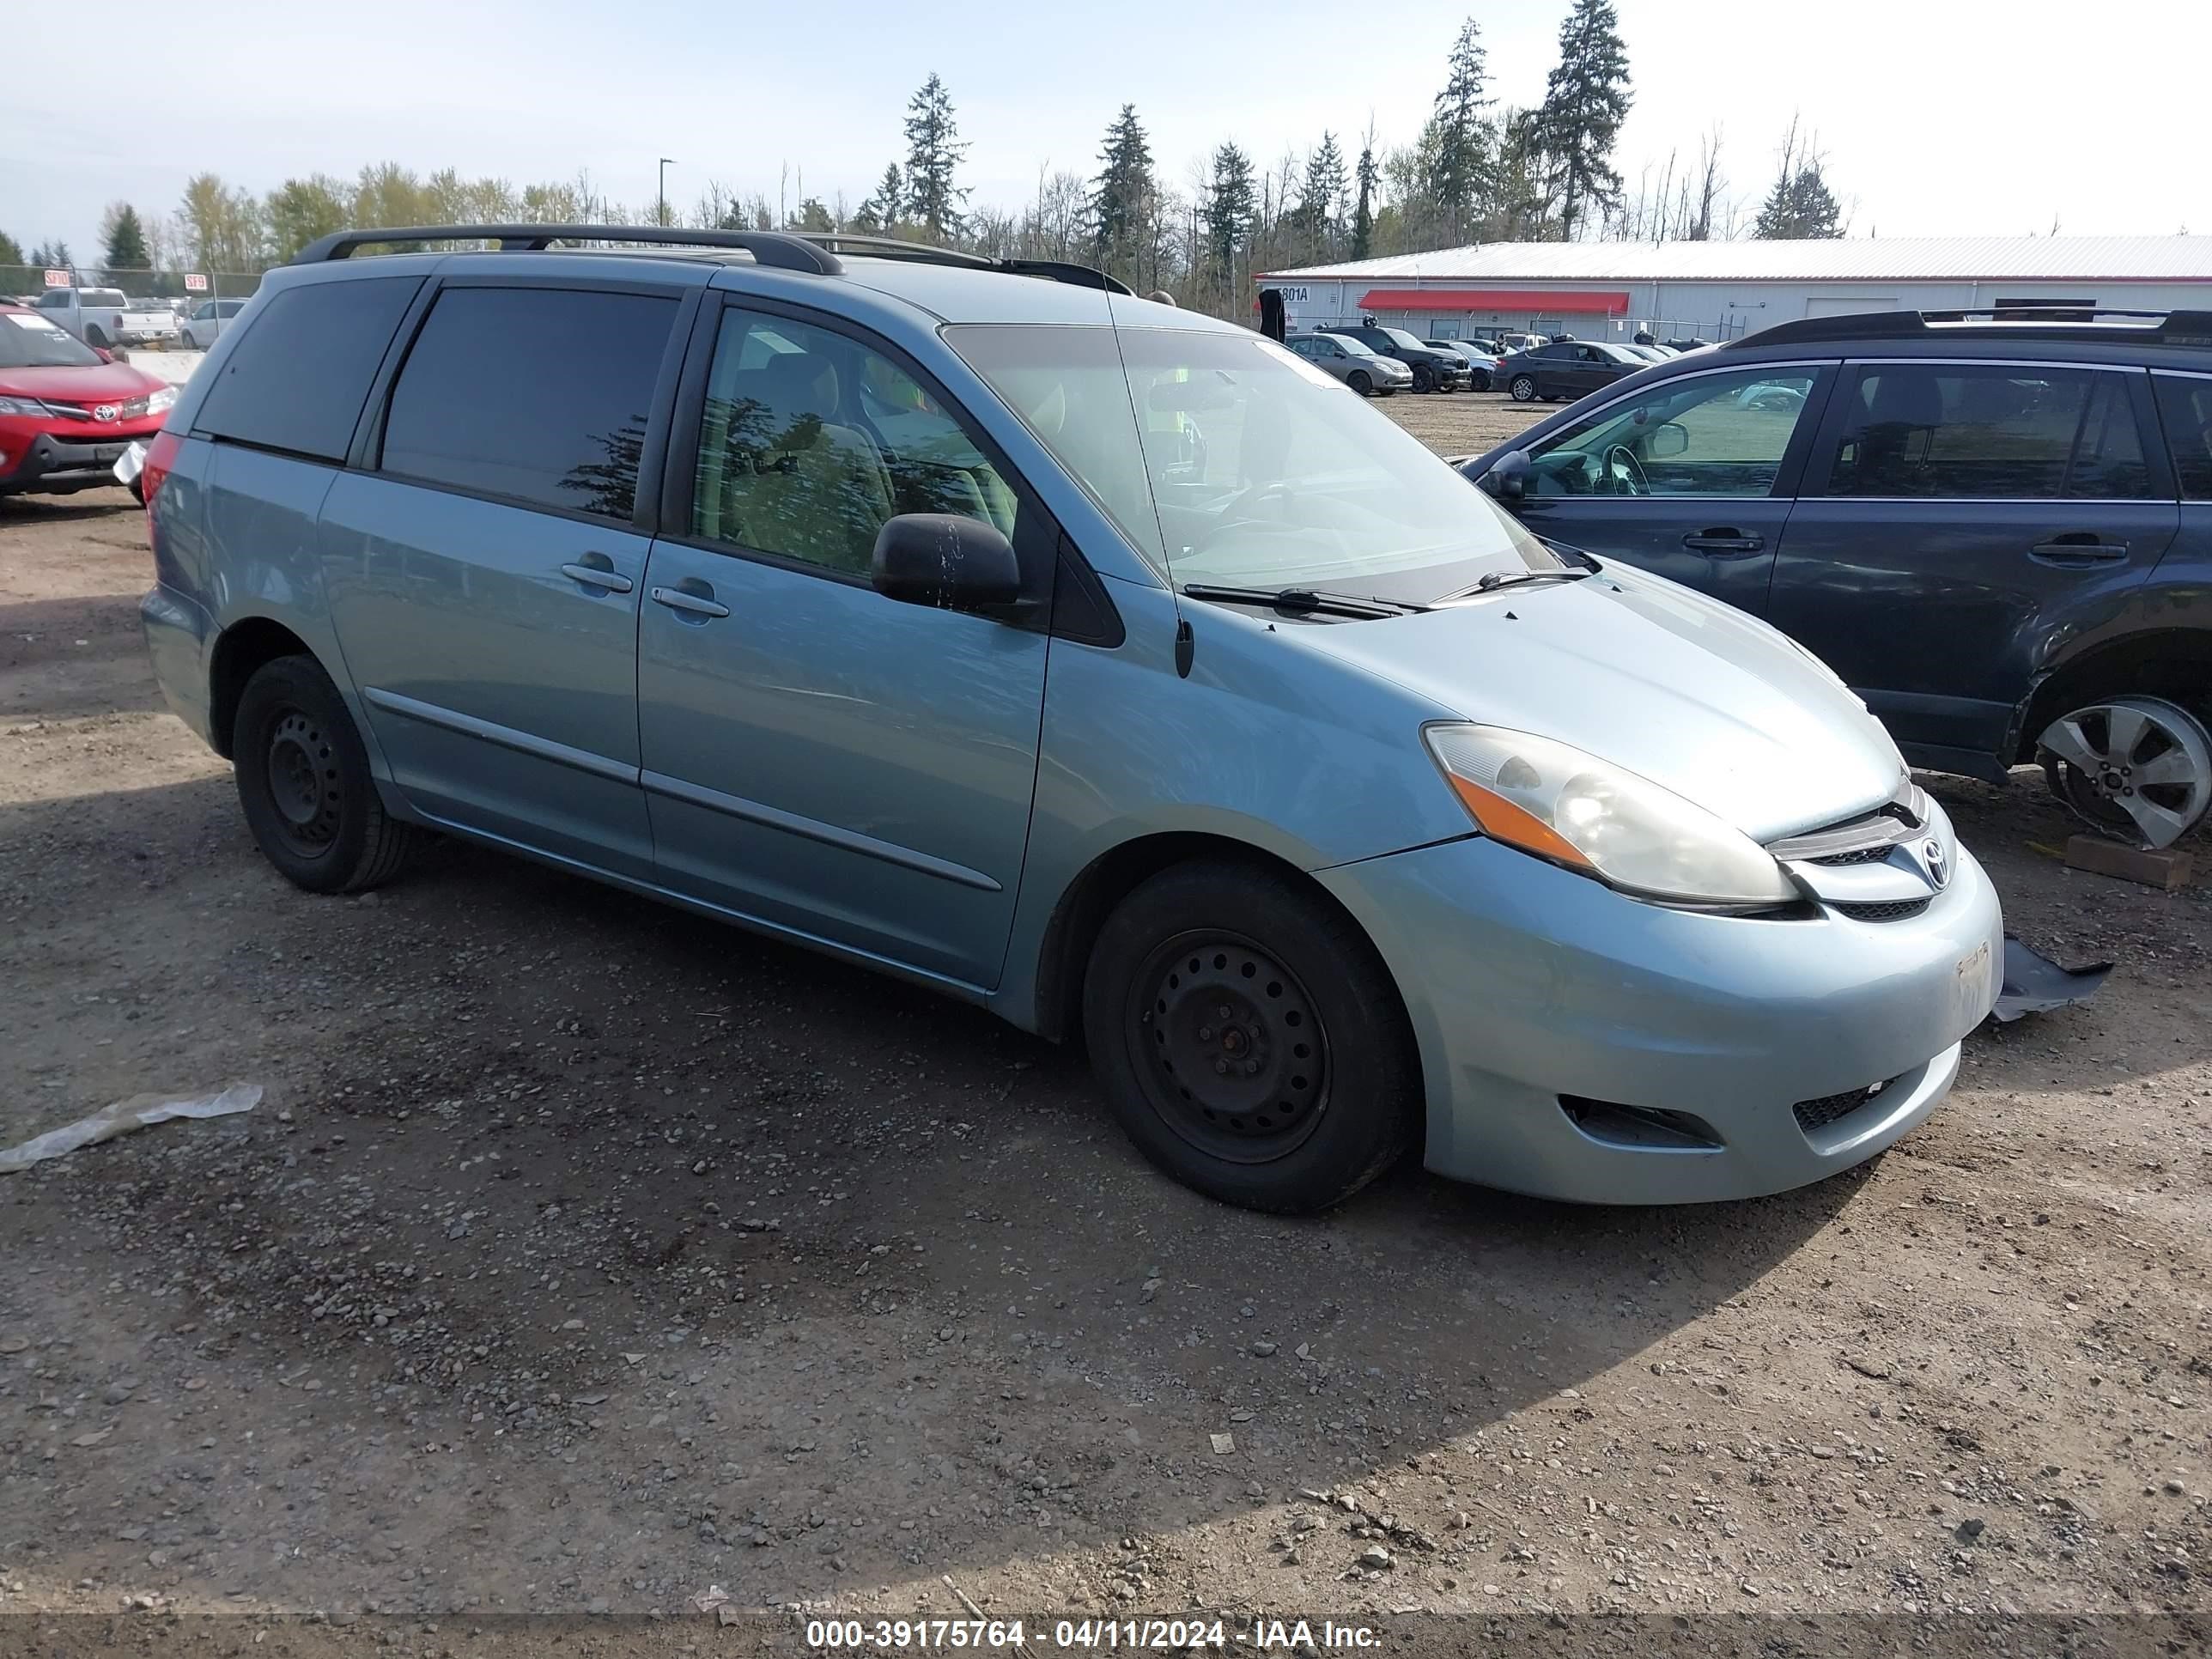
[2154,374,2212,500]
[195,276,420,462]
[1823,364,2148,499]
[379,287,678,520]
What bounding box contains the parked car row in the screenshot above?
[0,303,178,495]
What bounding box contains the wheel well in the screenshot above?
[2012,634,2212,763]
[208,617,313,759]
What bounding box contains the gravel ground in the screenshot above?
[2,429,2209,1654]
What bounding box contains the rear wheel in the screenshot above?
[2039,696,2212,848]
[1346,369,1372,397]
[85,325,110,348]
[1082,860,1419,1214]
[234,654,417,892]
[1509,374,1537,402]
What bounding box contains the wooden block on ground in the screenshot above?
[2063,834,2193,890]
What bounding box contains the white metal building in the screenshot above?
[1256,236,2212,343]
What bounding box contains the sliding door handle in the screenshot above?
[560,562,634,593]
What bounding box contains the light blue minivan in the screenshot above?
[139,225,2002,1213]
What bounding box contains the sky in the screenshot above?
[4,0,2206,264]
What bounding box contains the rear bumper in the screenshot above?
[1317,833,2004,1205]
[140,581,217,746]
[0,422,167,495]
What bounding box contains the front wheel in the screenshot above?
[1509,374,1537,402]
[2039,696,2212,848]
[1410,365,1434,394]
[234,654,417,892]
[1081,860,1419,1213]
[1346,369,1371,397]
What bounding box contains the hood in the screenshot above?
[0,361,168,403]
[1285,564,1905,843]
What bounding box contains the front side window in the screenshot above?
[1526,367,1821,498]
[380,286,678,520]
[947,323,1561,596]
[690,307,1018,576]
[1822,363,2147,500]
[2153,374,2212,501]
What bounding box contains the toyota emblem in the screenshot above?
[92,404,120,422]
[1922,836,1949,890]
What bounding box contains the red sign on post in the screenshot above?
[42,268,70,288]
[184,273,209,293]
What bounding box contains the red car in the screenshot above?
[0,302,178,497]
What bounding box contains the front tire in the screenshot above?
[1346,370,1371,397]
[1509,374,1537,402]
[1081,860,1419,1214]
[234,654,416,892]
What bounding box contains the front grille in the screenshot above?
[1793,1074,1899,1135]
[1833,897,1930,922]
[1814,846,1895,866]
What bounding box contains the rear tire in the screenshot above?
[234,654,416,892]
[1509,374,1537,402]
[2038,695,2212,848]
[1081,860,1419,1214]
[1346,370,1371,397]
[86,325,110,348]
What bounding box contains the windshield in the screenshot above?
[1380,327,1428,352]
[945,323,1562,599]
[1324,335,1376,357]
[0,312,103,368]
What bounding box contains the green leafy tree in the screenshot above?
[100,204,150,273]
[179,175,263,272]
[1350,138,1377,260]
[0,229,22,270]
[1200,142,1256,292]
[264,174,352,262]
[852,165,903,234]
[1536,0,1632,240]
[1089,104,1154,276]
[1431,18,1490,240]
[902,73,969,240]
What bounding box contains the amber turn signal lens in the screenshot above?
[1446,773,1595,872]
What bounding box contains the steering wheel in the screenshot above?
[1601,443,1650,495]
[1189,479,1293,553]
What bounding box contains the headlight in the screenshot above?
[147,385,177,415]
[1423,724,1799,907]
[0,396,45,416]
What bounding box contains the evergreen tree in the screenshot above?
[1753,118,1844,239]
[1351,141,1377,260]
[1298,131,1347,257]
[902,73,969,240]
[30,240,74,270]
[1431,18,1490,240]
[100,204,150,272]
[0,230,26,269]
[1536,0,1632,240]
[853,165,903,234]
[787,198,836,233]
[1089,104,1154,275]
[1200,142,1256,290]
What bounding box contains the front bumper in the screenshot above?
[1317,833,2003,1205]
[0,421,167,494]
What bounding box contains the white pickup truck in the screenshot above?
[28,285,179,349]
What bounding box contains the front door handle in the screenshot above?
[560,561,634,593]
[2030,538,2128,568]
[1681,531,1765,556]
[650,584,731,620]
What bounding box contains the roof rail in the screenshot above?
[291,224,842,275]
[1729,306,2212,349]
[793,234,1134,295]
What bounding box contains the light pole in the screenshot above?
[659,158,676,228]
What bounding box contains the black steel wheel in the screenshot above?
[234,653,417,892]
[1346,369,1372,397]
[1082,860,1418,1213]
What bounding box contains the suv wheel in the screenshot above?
[1081,860,1419,1213]
[2039,696,2212,848]
[1410,364,1434,394]
[234,654,418,891]
[1346,369,1371,397]
[1509,374,1537,402]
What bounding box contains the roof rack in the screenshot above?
[794,234,1134,294]
[292,224,842,275]
[1729,307,2212,349]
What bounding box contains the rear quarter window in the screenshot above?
[194,276,422,463]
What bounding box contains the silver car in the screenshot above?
[1286,331,1413,396]
[181,298,247,349]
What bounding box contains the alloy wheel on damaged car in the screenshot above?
[2039,696,2212,848]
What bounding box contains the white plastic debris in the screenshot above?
[691,1584,730,1614]
[0,1085,263,1173]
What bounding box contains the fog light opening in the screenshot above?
[1559,1097,1724,1152]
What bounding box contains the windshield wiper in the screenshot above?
[1179,583,1431,619]
[1437,568,1595,601]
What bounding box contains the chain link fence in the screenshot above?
[2,266,267,310]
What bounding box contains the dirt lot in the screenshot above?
[3,426,2210,1653]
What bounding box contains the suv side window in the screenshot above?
[380,286,678,520]
[2154,374,2212,500]
[196,275,422,463]
[690,306,1018,576]
[1822,363,2146,499]
[1526,367,1823,498]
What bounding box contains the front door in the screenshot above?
[319,280,687,880]
[1768,360,2175,769]
[635,299,1054,989]
[1505,362,1836,610]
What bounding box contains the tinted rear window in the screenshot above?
[2154,374,2212,500]
[195,276,421,462]
[378,287,678,520]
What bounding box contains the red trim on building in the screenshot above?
[1357,288,1632,314]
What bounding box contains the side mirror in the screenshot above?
[92,346,113,363]
[1479,449,1532,502]
[1649,421,1690,459]
[872,514,1022,611]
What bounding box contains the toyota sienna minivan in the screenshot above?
[140,224,2003,1214]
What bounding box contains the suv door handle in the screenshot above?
[2030,539,2128,567]
[650,584,731,620]
[560,561,634,593]
[1681,531,1765,556]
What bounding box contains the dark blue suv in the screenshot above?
[1460,309,2212,848]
